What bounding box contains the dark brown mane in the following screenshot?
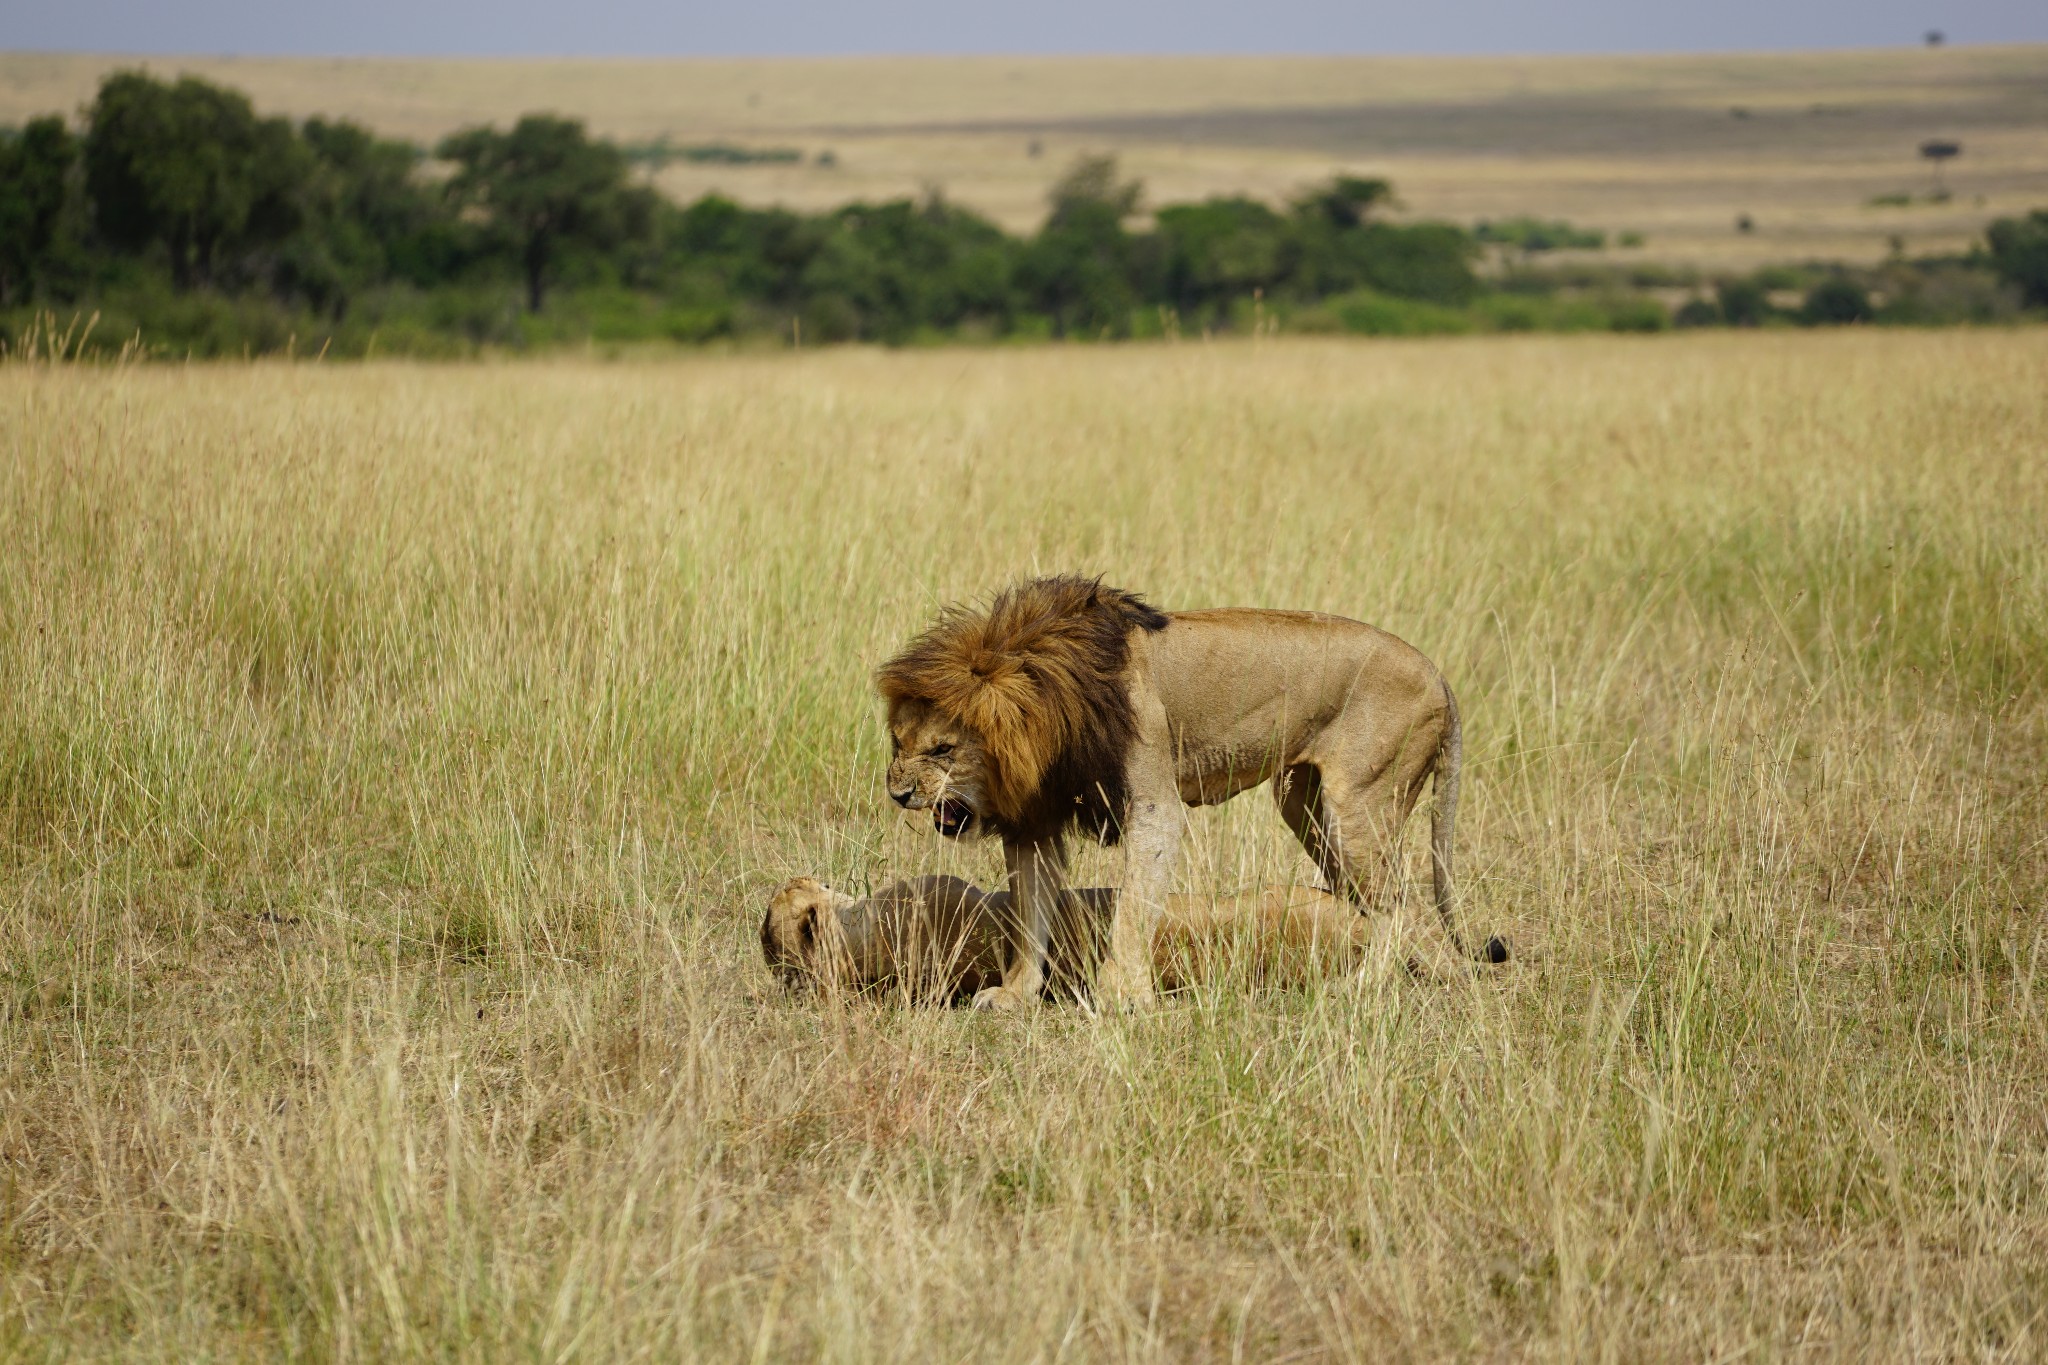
[876,576,1169,844]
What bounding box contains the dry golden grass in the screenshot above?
[3,331,2047,1359]
[4,47,2046,263]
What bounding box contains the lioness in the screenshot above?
[878,576,1503,1010]
[759,874,1112,1003]
[761,875,1389,1000]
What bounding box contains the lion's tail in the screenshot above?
[1433,678,1508,965]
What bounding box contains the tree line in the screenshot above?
[3,70,2045,356]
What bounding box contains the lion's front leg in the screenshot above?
[977,836,1066,1010]
[1097,759,1181,1011]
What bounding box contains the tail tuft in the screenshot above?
[1479,935,1510,965]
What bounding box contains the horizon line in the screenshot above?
[7,40,2041,63]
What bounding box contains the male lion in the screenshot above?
[762,874,1395,1000]
[877,576,1503,1010]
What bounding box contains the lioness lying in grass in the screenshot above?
[761,874,1402,1003]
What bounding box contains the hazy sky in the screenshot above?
[6,0,2045,58]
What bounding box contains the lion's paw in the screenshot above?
[971,984,1034,1012]
[1091,958,1157,1012]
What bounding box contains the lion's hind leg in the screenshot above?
[1273,763,1344,897]
[1277,751,1473,980]
[1272,762,1404,907]
[1318,763,1474,978]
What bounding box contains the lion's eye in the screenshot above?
[929,743,954,759]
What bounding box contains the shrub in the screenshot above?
[1800,278,1874,325]
[1354,223,1480,304]
[1605,296,1670,332]
[1322,289,1474,336]
[1674,297,1722,328]
[1717,279,1772,327]
[1985,210,2048,308]
[1877,264,2020,324]
[1474,217,1606,251]
[1153,197,1289,316]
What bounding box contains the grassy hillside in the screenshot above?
[3,332,2045,1357]
[4,46,2046,264]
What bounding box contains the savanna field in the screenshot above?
[2,331,2046,1359]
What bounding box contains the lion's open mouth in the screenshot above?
[933,798,974,838]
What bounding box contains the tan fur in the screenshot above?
[879,578,1492,1011]
[760,875,1112,1002]
[762,876,1377,1000]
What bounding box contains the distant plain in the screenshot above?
[4,46,2046,266]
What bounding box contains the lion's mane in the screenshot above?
[876,575,1169,844]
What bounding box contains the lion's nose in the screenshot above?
[890,788,913,807]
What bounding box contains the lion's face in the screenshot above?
[885,700,993,839]
[761,876,855,989]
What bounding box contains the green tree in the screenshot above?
[1046,154,1143,225]
[1349,222,1481,304]
[1285,177,1477,305]
[659,194,820,310]
[1018,155,1143,337]
[0,116,78,306]
[798,195,1014,342]
[1716,278,1772,327]
[273,118,452,316]
[1154,197,1290,318]
[83,71,310,290]
[1291,175,1393,230]
[1800,277,1873,325]
[1985,210,2048,308]
[437,115,650,312]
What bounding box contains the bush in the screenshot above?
[1800,278,1874,325]
[1717,279,1772,327]
[1626,263,1697,289]
[1605,296,1670,332]
[1877,264,2020,325]
[1154,197,1288,317]
[1318,289,1474,336]
[1352,223,1481,305]
[1985,210,2048,308]
[1474,216,1606,251]
[1675,297,1722,327]
[1749,265,1808,291]
[1465,292,1659,334]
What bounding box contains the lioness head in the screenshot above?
[884,698,994,839]
[760,876,857,990]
